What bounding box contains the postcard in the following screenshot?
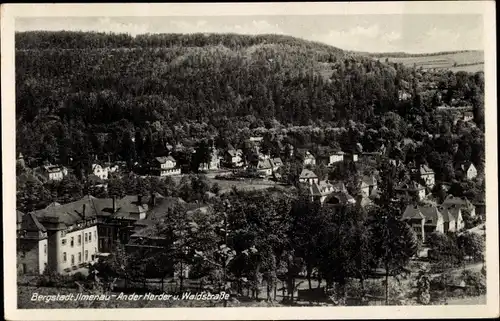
[2,2,498,320]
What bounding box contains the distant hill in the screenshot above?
[352,50,484,73]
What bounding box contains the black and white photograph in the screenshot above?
[2,2,498,320]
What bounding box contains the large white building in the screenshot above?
[152,156,181,177]
[17,197,100,275]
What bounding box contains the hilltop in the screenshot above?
[15,31,483,169]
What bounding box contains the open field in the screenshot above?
[380,51,484,72]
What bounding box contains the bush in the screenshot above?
[461,270,486,296]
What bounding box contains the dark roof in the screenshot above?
[442,195,474,208]
[112,195,149,219]
[403,204,442,225]
[33,195,112,227]
[22,212,47,232]
[257,159,273,170]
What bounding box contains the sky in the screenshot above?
[16,15,484,53]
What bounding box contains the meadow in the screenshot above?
[379,51,484,72]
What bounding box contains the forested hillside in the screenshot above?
[16,31,484,179]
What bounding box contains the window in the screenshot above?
[84,233,88,243]
[71,255,75,265]
[63,252,67,262]
[61,239,67,246]
[85,250,88,261]
[78,235,82,245]
[78,252,82,263]
[70,237,74,247]
[44,244,47,254]
[89,232,92,242]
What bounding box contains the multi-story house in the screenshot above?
[418,164,435,188]
[394,181,427,201]
[359,176,378,198]
[299,169,319,185]
[298,150,316,166]
[36,164,68,182]
[255,159,273,177]
[91,164,110,180]
[151,156,181,177]
[402,204,444,243]
[96,194,153,254]
[17,196,100,275]
[455,162,478,180]
[224,147,244,168]
[328,151,345,166]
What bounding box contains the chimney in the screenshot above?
[112,196,117,213]
[138,195,143,205]
[82,204,86,219]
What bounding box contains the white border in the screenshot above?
[2,2,498,320]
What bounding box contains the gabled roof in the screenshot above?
[299,168,318,179]
[155,156,176,164]
[257,159,273,170]
[310,181,334,196]
[113,195,149,219]
[403,204,443,225]
[21,212,47,232]
[402,205,426,220]
[442,195,474,208]
[419,165,434,175]
[271,158,283,166]
[455,161,475,171]
[33,195,110,227]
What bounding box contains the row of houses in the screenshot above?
[401,195,478,242]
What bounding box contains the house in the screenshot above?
[328,151,345,166]
[309,181,335,203]
[270,158,284,172]
[418,165,435,188]
[199,149,222,171]
[455,162,478,180]
[439,205,464,232]
[345,153,359,163]
[398,90,412,101]
[96,194,157,253]
[301,151,316,166]
[128,202,208,279]
[151,156,181,177]
[17,196,100,275]
[299,169,319,185]
[248,136,264,146]
[402,204,444,242]
[442,195,476,218]
[224,147,244,168]
[359,176,378,198]
[255,159,273,177]
[394,181,426,201]
[323,191,357,207]
[17,152,26,168]
[91,164,110,180]
[36,164,68,182]
[462,111,474,122]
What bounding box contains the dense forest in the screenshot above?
[16,31,485,183]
